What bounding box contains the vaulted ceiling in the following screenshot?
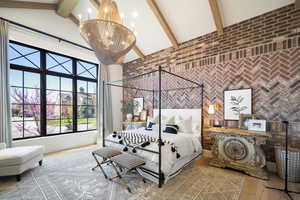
[0,0,295,63]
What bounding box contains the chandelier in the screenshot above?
[80,0,136,65]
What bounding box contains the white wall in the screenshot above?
[13,131,98,154]
[109,65,123,131]
[0,8,123,153]
[0,7,98,63]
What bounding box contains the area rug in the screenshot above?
[0,147,244,200]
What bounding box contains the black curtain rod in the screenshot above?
[0,17,94,52]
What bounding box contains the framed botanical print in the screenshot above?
[140,110,147,121]
[133,97,144,116]
[224,88,252,120]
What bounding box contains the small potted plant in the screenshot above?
[121,99,139,121]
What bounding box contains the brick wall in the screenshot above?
[123,4,300,161]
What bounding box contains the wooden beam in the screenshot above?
[133,45,145,59]
[57,0,80,18]
[146,0,178,48]
[89,0,100,9]
[0,1,57,10]
[69,14,80,26]
[208,0,223,34]
[296,0,300,10]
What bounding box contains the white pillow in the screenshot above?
[146,116,154,127]
[152,124,166,132]
[153,115,167,124]
[192,123,201,134]
[175,116,193,133]
[166,116,175,124]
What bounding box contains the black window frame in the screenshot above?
[9,40,98,140]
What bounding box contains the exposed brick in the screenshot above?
[123,4,300,157]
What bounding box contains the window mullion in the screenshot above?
[22,71,25,138]
[73,59,77,132]
[40,50,47,136]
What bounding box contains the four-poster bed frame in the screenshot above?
[102,66,204,188]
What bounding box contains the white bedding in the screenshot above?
[106,127,202,174]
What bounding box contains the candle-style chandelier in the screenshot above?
[80,0,136,65]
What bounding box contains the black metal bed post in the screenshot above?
[158,66,163,188]
[102,81,106,147]
[200,86,204,148]
[152,89,155,109]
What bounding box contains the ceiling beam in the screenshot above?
[69,14,80,26]
[88,0,145,59]
[133,45,145,60]
[146,0,178,48]
[57,0,80,18]
[208,0,223,34]
[0,1,57,10]
[89,0,100,9]
[296,0,300,9]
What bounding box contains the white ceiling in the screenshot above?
[1,0,295,63]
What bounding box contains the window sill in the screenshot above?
[12,129,97,141]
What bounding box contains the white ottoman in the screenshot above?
[0,144,44,181]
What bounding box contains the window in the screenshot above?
[46,75,73,134]
[77,60,97,79]
[10,70,41,139]
[9,43,40,69]
[46,53,73,74]
[9,41,98,140]
[77,80,97,131]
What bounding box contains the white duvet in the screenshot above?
[106,128,202,173]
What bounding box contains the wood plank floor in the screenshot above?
[196,157,300,200]
[1,145,300,200]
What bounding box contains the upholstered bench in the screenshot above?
[0,144,44,181]
[91,147,122,179]
[110,153,146,193]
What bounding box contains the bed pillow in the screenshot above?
[153,115,167,124]
[152,124,167,132]
[145,122,155,131]
[192,123,200,133]
[166,116,175,124]
[163,124,179,134]
[175,116,193,133]
[146,116,154,127]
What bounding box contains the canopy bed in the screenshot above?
[102,66,204,188]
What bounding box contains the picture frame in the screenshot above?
[238,114,253,129]
[133,116,140,122]
[248,119,267,132]
[224,88,252,121]
[239,114,264,129]
[140,110,147,121]
[133,97,144,116]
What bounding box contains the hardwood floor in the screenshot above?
[196,156,300,200]
[1,145,300,200]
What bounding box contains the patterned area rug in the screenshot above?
[0,147,244,200]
